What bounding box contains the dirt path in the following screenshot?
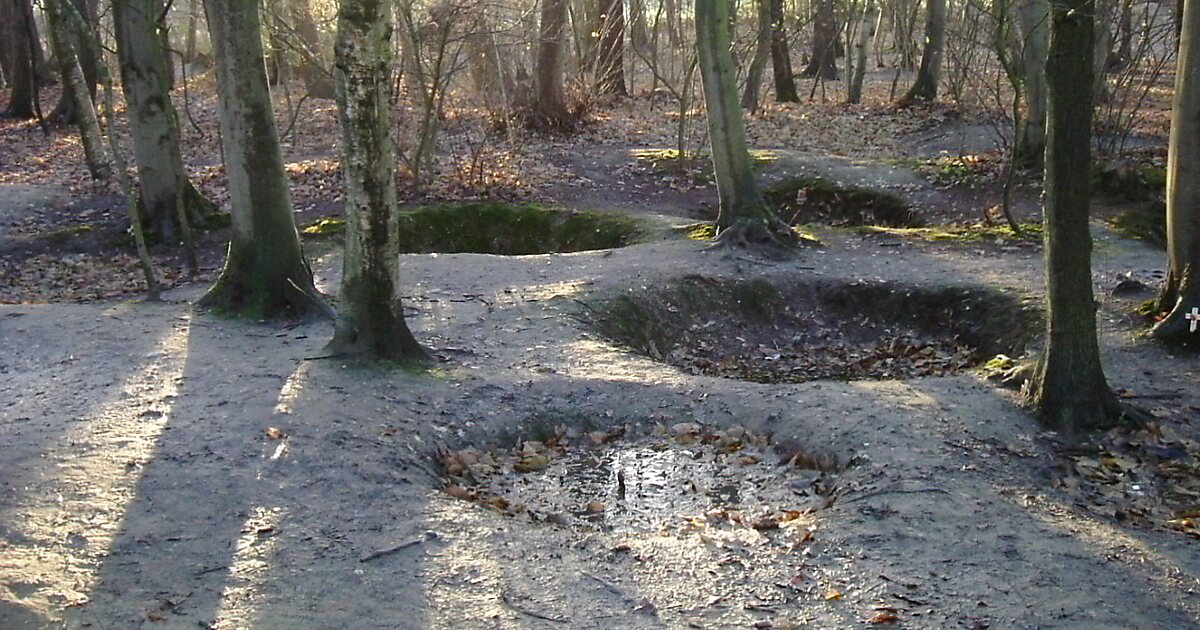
[2,203,1198,628]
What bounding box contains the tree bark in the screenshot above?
[1092,0,1113,102]
[199,0,329,319]
[769,0,798,101]
[532,0,574,127]
[291,0,336,97]
[2,0,38,118]
[1152,0,1200,343]
[48,0,99,124]
[741,0,771,111]
[899,0,946,104]
[328,0,427,359]
[1015,0,1049,167]
[1022,0,1124,433]
[45,0,110,180]
[802,0,839,80]
[848,0,879,103]
[697,0,795,248]
[113,0,215,239]
[597,0,628,95]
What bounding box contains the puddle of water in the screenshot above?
[482,440,818,534]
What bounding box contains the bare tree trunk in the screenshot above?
[899,0,945,104]
[467,12,512,112]
[1023,0,1126,433]
[630,0,650,54]
[1093,0,1113,102]
[802,0,839,80]
[848,0,879,103]
[532,0,574,127]
[328,0,427,359]
[48,0,98,124]
[292,0,336,97]
[2,0,38,118]
[1152,0,1200,343]
[598,0,628,95]
[769,0,798,101]
[697,0,794,248]
[199,0,329,319]
[1015,0,1049,167]
[741,0,771,111]
[113,0,214,239]
[45,0,110,180]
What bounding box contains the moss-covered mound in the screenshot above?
[764,177,922,228]
[584,276,1038,383]
[302,203,644,254]
[1105,202,1166,249]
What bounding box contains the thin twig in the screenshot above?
[845,486,950,504]
[500,590,569,623]
[358,533,435,563]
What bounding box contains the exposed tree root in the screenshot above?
[325,315,431,362]
[712,217,798,255]
[199,257,333,321]
[1150,296,1200,346]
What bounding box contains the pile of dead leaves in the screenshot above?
[1058,422,1200,538]
[679,334,978,384]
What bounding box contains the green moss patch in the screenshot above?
[764,176,922,228]
[300,217,347,237]
[1105,203,1166,249]
[674,221,822,246]
[397,203,643,254]
[852,222,1043,243]
[42,224,94,244]
[300,203,644,254]
[583,277,1038,383]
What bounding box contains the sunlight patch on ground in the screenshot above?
[273,362,312,416]
[211,505,288,629]
[421,496,511,627]
[0,317,189,618]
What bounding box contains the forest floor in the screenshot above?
[2,76,1199,629]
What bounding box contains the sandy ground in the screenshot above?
[2,196,1199,629]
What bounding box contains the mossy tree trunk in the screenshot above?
[328,0,427,359]
[768,0,798,102]
[848,0,879,104]
[45,0,110,180]
[741,0,771,112]
[532,0,573,127]
[48,0,99,124]
[899,0,946,104]
[199,0,329,319]
[1153,0,1200,343]
[802,0,839,80]
[696,0,795,248]
[1022,0,1125,434]
[597,0,628,95]
[1015,0,1049,168]
[113,0,214,239]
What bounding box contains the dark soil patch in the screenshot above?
[585,276,1038,384]
[764,176,923,228]
[302,202,645,255]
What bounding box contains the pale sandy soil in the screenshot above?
[2,206,1198,629]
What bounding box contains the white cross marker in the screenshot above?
[1187,306,1200,333]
